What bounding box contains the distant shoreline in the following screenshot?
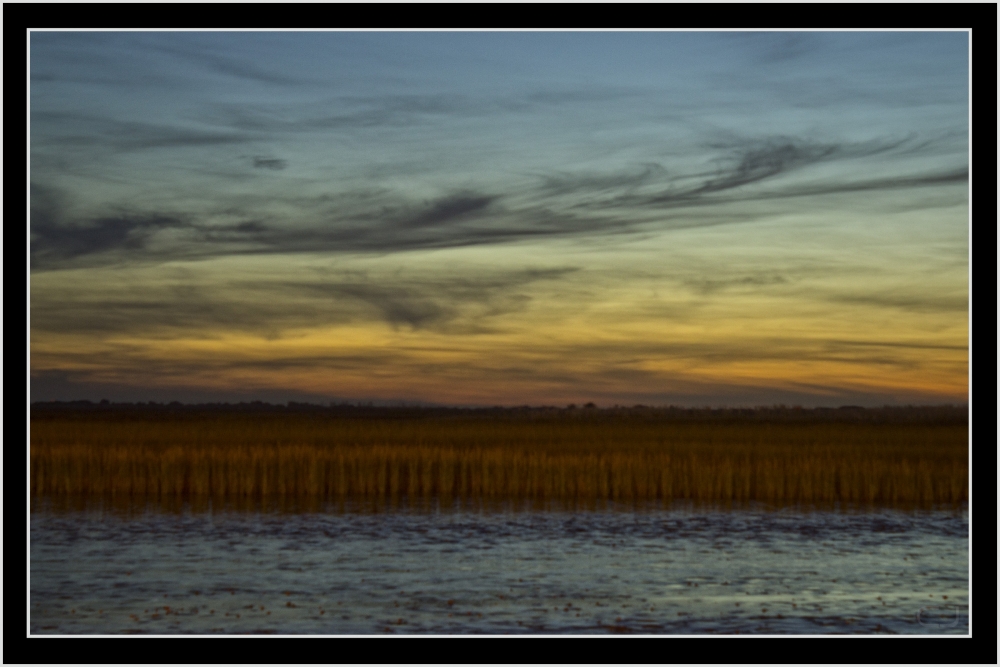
[29,401,968,425]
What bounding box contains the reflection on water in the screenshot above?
[30,501,968,634]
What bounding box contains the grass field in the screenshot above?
[30,404,968,510]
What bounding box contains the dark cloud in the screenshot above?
[30,351,956,408]
[398,193,496,229]
[824,339,968,352]
[30,289,327,339]
[718,33,822,65]
[173,191,558,259]
[523,88,643,106]
[194,53,303,86]
[30,267,579,336]
[539,163,666,196]
[299,284,450,330]
[685,274,788,295]
[520,337,961,377]
[643,135,931,204]
[202,87,645,136]
[688,140,841,195]
[574,368,938,408]
[29,369,352,405]
[767,167,969,199]
[252,156,287,170]
[150,39,310,87]
[31,214,184,262]
[531,135,966,217]
[29,131,967,270]
[285,267,573,331]
[167,63,955,144]
[32,111,257,152]
[30,184,189,268]
[827,292,968,314]
[204,94,471,134]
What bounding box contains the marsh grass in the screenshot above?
[30,408,967,510]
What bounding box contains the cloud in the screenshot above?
[827,292,968,314]
[530,134,965,217]
[638,134,941,204]
[396,193,496,229]
[203,94,474,135]
[717,32,822,65]
[764,167,969,199]
[202,87,646,136]
[30,184,189,268]
[31,214,186,261]
[685,274,788,296]
[30,267,579,337]
[149,38,311,87]
[190,52,302,86]
[292,282,452,330]
[688,139,843,195]
[252,156,287,170]
[31,322,967,407]
[32,111,257,152]
[284,267,574,332]
[29,368,351,405]
[539,163,667,196]
[30,129,967,270]
[824,339,968,352]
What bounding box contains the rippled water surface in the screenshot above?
[30,503,968,634]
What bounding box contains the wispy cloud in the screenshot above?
[684,274,789,296]
[32,111,258,152]
[252,156,287,170]
[148,37,314,87]
[30,128,967,271]
[30,183,190,267]
[826,292,968,314]
[30,266,579,336]
[30,333,966,407]
[621,135,964,206]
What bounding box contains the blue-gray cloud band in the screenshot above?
[30,133,966,271]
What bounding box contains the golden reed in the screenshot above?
[30,406,968,508]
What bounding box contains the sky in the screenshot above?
[29,31,969,407]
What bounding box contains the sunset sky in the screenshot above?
[29,31,969,407]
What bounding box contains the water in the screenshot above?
[29,502,969,634]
